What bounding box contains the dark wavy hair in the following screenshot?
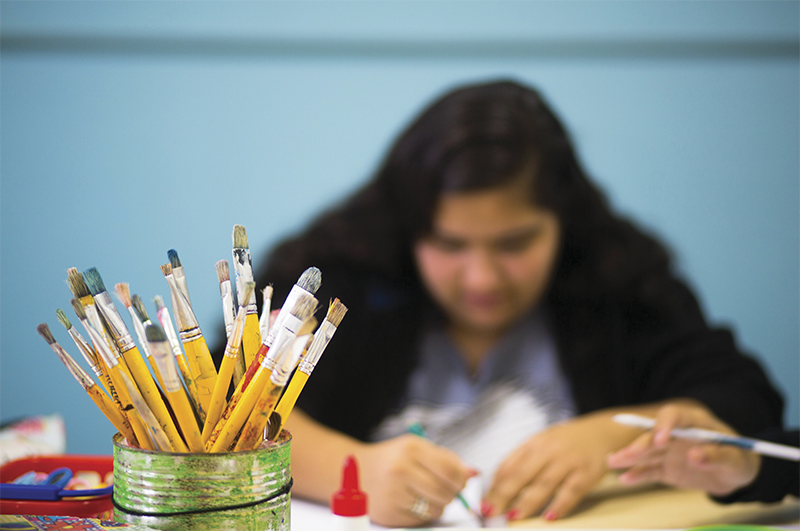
[251,79,680,438]
[264,78,670,317]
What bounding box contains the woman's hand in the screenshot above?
[357,434,476,527]
[481,412,640,522]
[606,403,760,496]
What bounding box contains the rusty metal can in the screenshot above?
[112,431,291,530]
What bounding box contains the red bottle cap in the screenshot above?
[331,454,368,517]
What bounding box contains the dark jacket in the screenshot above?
[715,429,799,503]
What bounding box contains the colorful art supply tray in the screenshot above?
[0,454,114,518]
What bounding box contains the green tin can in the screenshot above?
[112,432,291,531]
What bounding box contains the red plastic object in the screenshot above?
[331,454,367,517]
[0,454,113,518]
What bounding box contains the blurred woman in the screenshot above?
[251,80,784,526]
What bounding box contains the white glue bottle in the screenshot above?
[331,454,369,530]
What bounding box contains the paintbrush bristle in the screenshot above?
[55,309,73,330]
[289,292,318,323]
[70,298,87,321]
[168,249,181,269]
[326,298,348,327]
[297,266,322,294]
[215,259,230,283]
[37,323,56,344]
[83,267,106,296]
[67,268,91,299]
[153,295,166,312]
[131,294,149,322]
[144,322,167,343]
[115,282,132,308]
[232,224,249,249]
[159,263,173,276]
[262,285,273,302]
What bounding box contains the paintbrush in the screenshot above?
[55,308,116,401]
[153,294,206,425]
[268,298,347,440]
[234,334,308,451]
[168,249,192,306]
[264,267,322,351]
[160,263,217,418]
[146,323,205,452]
[71,298,154,450]
[237,266,322,390]
[232,225,261,370]
[613,414,800,461]
[215,267,322,445]
[206,292,317,452]
[64,301,132,435]
[216,259,245,388]
[115,283,165,391]
[203,281,254,443]
[38,323,137,444]
[85,267,188,452]
[67,268,128,374]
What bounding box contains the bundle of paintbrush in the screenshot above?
[38,224,347,453]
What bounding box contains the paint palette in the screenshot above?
[0,454,113,501]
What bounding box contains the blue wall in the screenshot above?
[2,1,798,455]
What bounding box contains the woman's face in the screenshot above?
[414,181,561,336]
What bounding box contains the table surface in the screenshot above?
[291,473,800,530]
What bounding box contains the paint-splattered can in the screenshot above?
[111,431,291,530]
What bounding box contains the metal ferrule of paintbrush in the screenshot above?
[127,307,153,359]
[265,285,309,347]
[82,301,121,357]
[298,299,346,373]
[262,311,304,372]
[232,253,256,309]
[220,280,235,339]
[298,321,336,373]
[165,273,200,332]
[168,249,192,305]
[156,304,185,361]
[94,291,137,353]
[66,327,104,378]
[82,317,120,369]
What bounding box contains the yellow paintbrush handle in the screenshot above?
[92,355,116,402]
[183,337,217,415]
[122,346,188,453]
[94,356,127,416]
[107,364,154,450]
[203,348,239,443]
[272,369,310,438]
[166,389,204,452]
[86,384,137,443]
[170,352,205,425]
[234,381,282,451]
[242,313,261,369]
[207,367,268,452]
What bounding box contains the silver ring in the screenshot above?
[410,496,430,519]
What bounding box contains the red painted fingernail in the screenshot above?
[480,501,494,517]
[507,509,520,520]
[545,510,557,521]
